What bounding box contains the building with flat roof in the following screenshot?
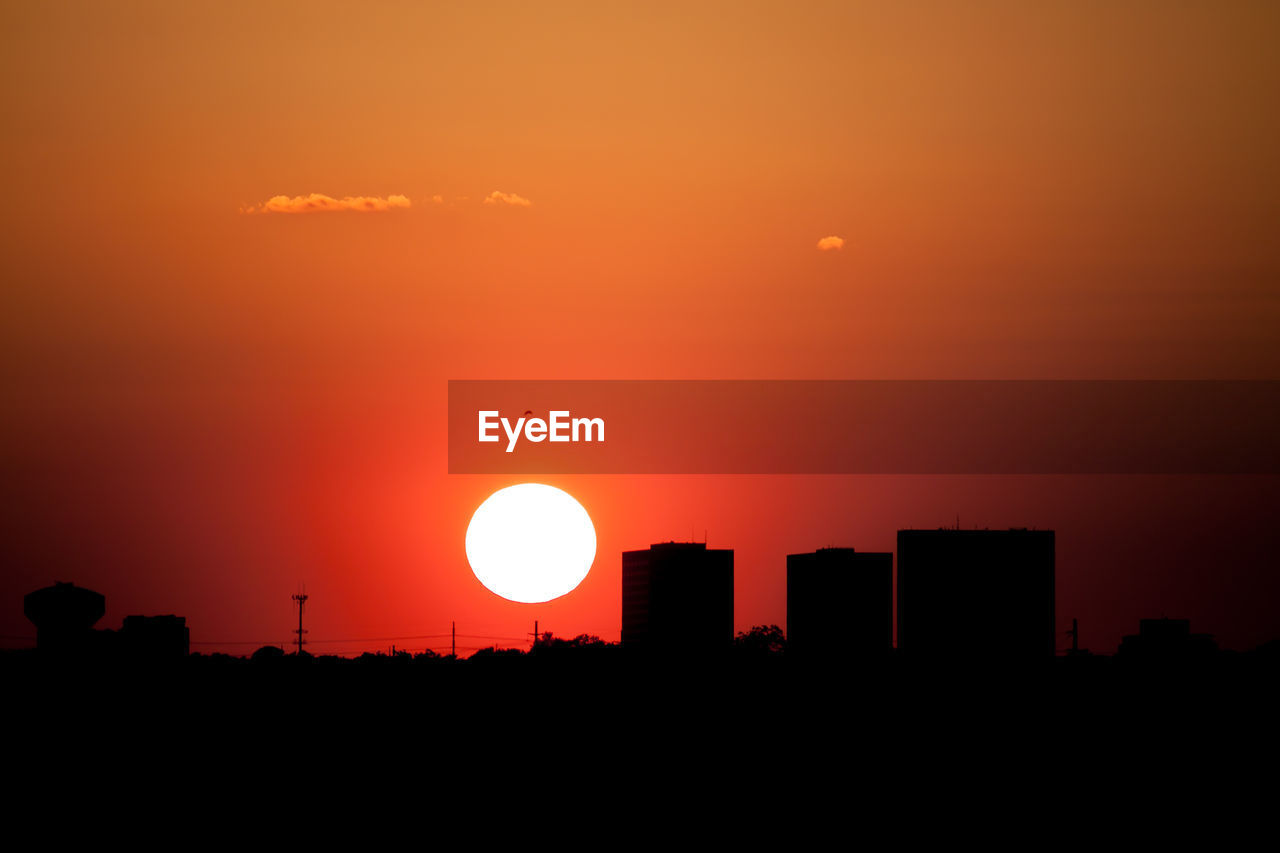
[1117,618,1217,660]
[897,528,1055,658]
[622,542,733,652]
[787,547,892,656]
[122,614,190,660]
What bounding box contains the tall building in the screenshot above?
[622,542,733,652]
[787,547,892,656]
[897,529,1055,658]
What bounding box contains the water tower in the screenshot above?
[24,582,106,655]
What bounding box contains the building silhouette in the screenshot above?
[897,529,1055,658]
[121,615,190,660]
[22,582,189,661]
[24,582,106,655]
[787,547,892,656]
[622,542,733,652]
[1117,618,1217,660]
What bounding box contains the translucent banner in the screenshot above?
[447,380,1280,474]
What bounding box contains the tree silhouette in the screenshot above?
[734,624,787,658]
[251,645,284,661]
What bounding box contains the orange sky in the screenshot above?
[2,1,1278,654]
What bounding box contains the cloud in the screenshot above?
[484,190,532,207]
[431,194,444,204]
[816,235,845,251]
[241,193,412,214]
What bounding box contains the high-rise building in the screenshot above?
[787,547,892,656]
[896,528,1055,658]
[622,542,733,652]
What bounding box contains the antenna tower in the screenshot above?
[292,590,309,655]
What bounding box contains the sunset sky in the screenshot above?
[3,1,1278,654]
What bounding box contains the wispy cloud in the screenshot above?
[241,193,412,214]
[816,235,845,251]
[484,190,532,207]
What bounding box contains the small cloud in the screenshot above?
[816,235,845,251]
[484,190,532,207]
[431,194,444,204]
[241,193,412,214]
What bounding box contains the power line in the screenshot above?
[190,639,287,646]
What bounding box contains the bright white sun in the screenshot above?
[465,483,597,604]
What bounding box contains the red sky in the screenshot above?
[2,1,1278,654]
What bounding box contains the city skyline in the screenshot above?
[11,521,1272,659]
[3,3,1278,660]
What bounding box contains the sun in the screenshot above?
[465,483,597,604]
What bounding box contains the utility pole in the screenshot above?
[292,591,308,655]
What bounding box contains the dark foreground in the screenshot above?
[6,648,1277,743]
[4,649,1276,832]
